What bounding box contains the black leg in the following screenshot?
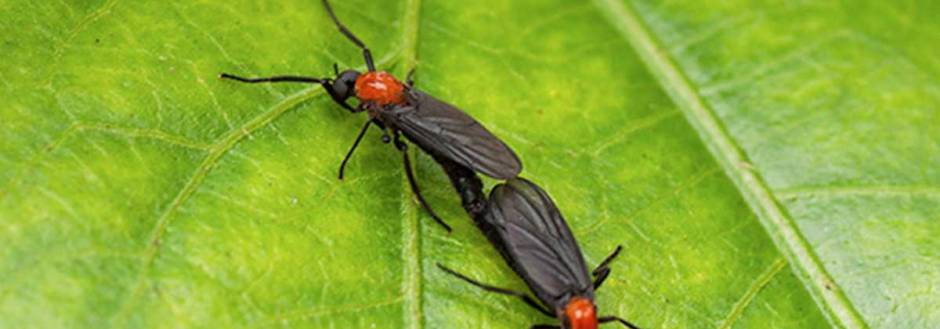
[338,120,373,180]
[322,0,375,71]
[406,67,416,87]
[436,263,555,318]
[530,325,559,329]
[219,73,324,84]
[394,132,451,232]
[599,316,640,329]
[380,126,391,144]
[592,245,623,276]
[593,267,611,290]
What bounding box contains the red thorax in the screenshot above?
[565,297,598,329]
[355,71,406,106]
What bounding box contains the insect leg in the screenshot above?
[592,267,611,290]
[219,73,324,84]
[379,126,391,144]
[592,245,623,276]
[405,68,416,87]
[394,132,452,232]
[338,120,374,179]
[322,0,375,72]
[529,325,560,329]
[436,263,555,318]
[598,316,641,329]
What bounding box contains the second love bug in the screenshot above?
[438,177,640,329]
[219,0,521,232]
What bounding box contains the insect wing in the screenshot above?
[486,178,593,305]
[384,90,522,179]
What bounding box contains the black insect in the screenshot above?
[438,177,639,329]
[219,0,521,232]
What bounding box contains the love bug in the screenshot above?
[219,0,521,232]
[438,177,640,329]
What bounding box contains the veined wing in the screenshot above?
[485,177,593,306]
[382,90,522,179]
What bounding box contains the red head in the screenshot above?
[355,71,406,106]
[564,297,598,329]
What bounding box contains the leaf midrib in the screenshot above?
[590,0,867,328]
[399,1,424,329]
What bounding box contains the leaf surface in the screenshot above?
[596,0,940,328]
[3,0,928,328]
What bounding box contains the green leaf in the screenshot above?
[0,1,930,329]
[595,0,940,328]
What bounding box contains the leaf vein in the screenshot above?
[591,0,867,328]
[400,0,424,328]
[590,110,679,156]
[109,85,324,326]
[262,297,405,325]
[581,166,719,237]
[718,258,787,329]
[42,0,120,88]
[0,121,210,200]
[777,185,940,200]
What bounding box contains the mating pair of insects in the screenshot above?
[221,1,640,329]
